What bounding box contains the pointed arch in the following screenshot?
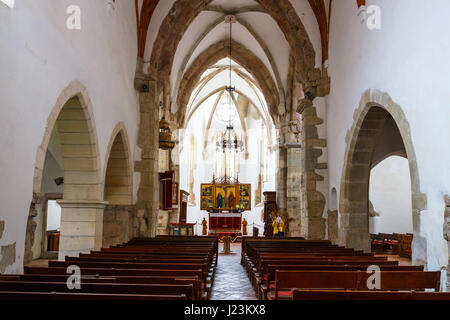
[33,80,102,200]
[339,90,427,265]
[103,122,133,205]
[177,39,279,125]
[29,80,104,260]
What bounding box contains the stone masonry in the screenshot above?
[103,205,138,248]
[135,78,160,238]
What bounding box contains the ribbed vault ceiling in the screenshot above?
[134,0,363,123]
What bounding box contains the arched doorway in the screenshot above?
[339,90,426,265]
[102,123,135,247]
[26,81,104,263]
[369,155,413,235]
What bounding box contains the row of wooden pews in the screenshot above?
[0,236,218,300]
[241,238,450,300]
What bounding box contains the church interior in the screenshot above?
[0,0,450,303]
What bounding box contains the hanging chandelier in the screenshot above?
[216,15,243,154]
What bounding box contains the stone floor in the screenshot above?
[210,243,257,300]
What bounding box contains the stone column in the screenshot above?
[276,137,287,214]
[103,205,138,248]
[277,118,303,237]
[135,80,160,238]
[24,193,43,265]
[444,195,450,288]
[57,200,107,260]
[299,101,326,240]
[286,143,302,236]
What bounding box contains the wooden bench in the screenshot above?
[258,264,424,299]
[0,291,187,300]
[0,274,205,299]
[4,237,219,301]
[292,289,450,300]
[269,270,441,300]
[0,281,195,299]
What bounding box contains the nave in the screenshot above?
[1,0,450,304]
[0,236,449,301]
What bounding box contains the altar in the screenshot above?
[201,176,250,235]
[208,212,242,235]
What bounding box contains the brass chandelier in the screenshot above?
[216,15,243,154]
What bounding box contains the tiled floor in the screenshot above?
[210,243,257,300]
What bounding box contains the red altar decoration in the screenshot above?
[159,171,174,210]
[208,212,242,234]
[217,232,238,242]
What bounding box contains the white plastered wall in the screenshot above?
[179,101,276,236]
[327,0,450,275]
[0,0,139,273]
[369,156,414,234]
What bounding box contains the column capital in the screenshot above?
[284,142,302,149]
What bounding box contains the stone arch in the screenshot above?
[148,0,317,85]
[102,123,136,248]
[33,80,102,198]
[171,14,286,109]
[103,122,133,205]
[177,39,279,125]
[338,89,427,262]
[30,80,105,260]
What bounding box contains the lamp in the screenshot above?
[159,117,175,150]
[54,177,64,186]
[216,15,243,154]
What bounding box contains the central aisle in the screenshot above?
[210,243,257,300]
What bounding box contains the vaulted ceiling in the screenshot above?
[133,0,363,122]
[135,0,364,63]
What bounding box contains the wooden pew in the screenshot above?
[0,274,205,299]
[269,270,441,300]
[0,281,195,299]
[10,237,219,301]
[0,291,187,300]
[292,289,450,300]
[258,264,424,300]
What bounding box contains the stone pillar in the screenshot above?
[103,205,138,248]
[444,195,450,288]
[299,100,326,240]
[327,210,339,244]
[57,200,107,260]
[286,144,302,236]
[276,139,287,213]
[24,193,43,265]
[277,119,303,237]
[135,79,160,238]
